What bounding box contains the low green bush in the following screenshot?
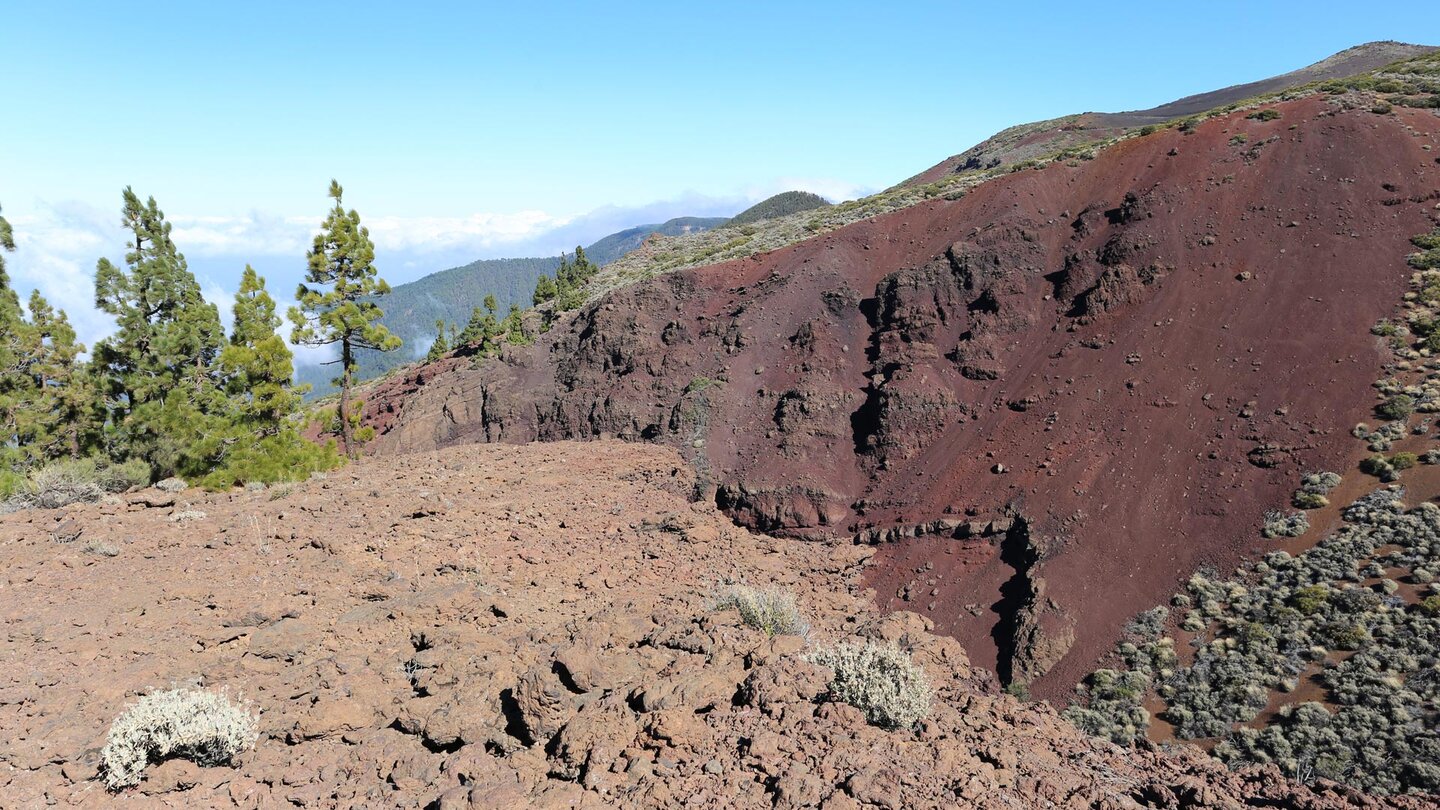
[1376,394,1414,422]
[199,432,340,490]
[1073,481,1440,794]
[1359,455,1395,480]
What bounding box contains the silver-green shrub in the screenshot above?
[1262,509,1310,538]
[713,585,809,637]
[102,688,257,789]
[806,641,932,730]
[5,457,150,512]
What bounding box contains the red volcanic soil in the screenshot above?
[365,96,1440,698]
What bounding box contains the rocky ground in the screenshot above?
[0,441,1432,808]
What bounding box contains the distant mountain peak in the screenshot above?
[726,191,832,228]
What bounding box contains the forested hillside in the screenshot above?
[725,191,831,227]
[297,216,729,394]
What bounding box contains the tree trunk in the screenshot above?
[338,337,354,459]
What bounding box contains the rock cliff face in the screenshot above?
[367,96,1440,697]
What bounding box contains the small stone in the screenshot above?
[155,477,187,493]
[50,519,83,543]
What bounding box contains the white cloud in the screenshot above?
[364,210,567,254]
[6,201,120,351]
[4,200,573,350]
[743,176,876,204]
[169,212,312,258]
[202,282,236,327]
[167,209,569,260]
[0,180,872,369]
[289,340,339,368]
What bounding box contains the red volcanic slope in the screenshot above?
[367,97,1440,697]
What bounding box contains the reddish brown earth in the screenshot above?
[8,442,1426,808]
[363,96,1440,700]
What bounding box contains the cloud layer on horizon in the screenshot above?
[2,177,871,365]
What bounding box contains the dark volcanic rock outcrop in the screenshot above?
[367,96,1440,697]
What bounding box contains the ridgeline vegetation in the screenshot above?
[421,244,599,362]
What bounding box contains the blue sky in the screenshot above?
[1,1,1436,356]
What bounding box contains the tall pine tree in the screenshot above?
[205,266,336,488]
[93,188,226,477]
[0,206,100,487]
[221,267,300,429]
[289,180,400,458]
[0,204,35,486]
[532,273,557,305]
[25,291,97,461]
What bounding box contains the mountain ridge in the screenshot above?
[901,39,1438,186]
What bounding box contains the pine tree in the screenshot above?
[0,204,36,486]
[0,204,14,291]
[220,267,300,429]
[0,207,100,474]
[92,188,226,476]
[532,273,557,305]
[25,291,97,460]
[424,318,450,362]
[204,266,336,488]
[501,304,528,344]
[457,296,500,353]
[573,245,595,280]
[455,307,484,347]
[552,246,595,312]
[289,180,400,458]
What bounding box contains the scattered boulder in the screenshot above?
[155,477,187,493]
